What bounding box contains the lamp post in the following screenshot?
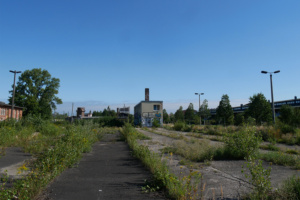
[9,70,21,119]
[195,92,204,125]
[261,70,280,124]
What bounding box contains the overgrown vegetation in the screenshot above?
[157,125,300,198]
[165,122,300,146]
[0,117,113,200]
[121,123,202,199]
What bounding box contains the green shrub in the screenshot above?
[245,117,256,126]
[280,123,296,134]
[122,124,202,199]
[40,122,60,136]
[204,125,223,136]
[243,156,272,199]
[93,117,124,127]
[0,122,106,200]
[182,125,192,132]
[164,140,216,162]
[260,144,280,151]
[173,121,185,131]
[152,119,160,128]
[234,113,245,126]
[259,152,300,169]
[223,127,262,159]
[277,176,300,200]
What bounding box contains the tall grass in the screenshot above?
[0,119,106,200]
[121,124,202,199]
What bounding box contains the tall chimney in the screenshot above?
[145,88,149,101]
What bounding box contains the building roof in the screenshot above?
[0,101,24,109]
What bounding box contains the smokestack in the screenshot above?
[145,88,149,101]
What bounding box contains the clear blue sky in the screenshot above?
[1,0,299,114]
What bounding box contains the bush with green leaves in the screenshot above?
[93,116,124,127]
[242,156,272,199]
[223,126,262,159]
[278,122,296,134]
[152,118,161,128]
[234,113,245,126]
[173,121,185,131]
[275,176,300,200]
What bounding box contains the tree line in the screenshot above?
[164,93,300,128]
[8,68,299,129]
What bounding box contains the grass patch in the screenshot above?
[0,119,110,200]
[162,140,216,162]
[259,151,300,169]
[285,149,299,155]
[144,128,186,140]
[260,144,280,151]
[273,176,300,200]
[122,124,202,199]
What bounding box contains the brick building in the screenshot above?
[0,101,23,121]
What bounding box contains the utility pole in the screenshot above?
[195,92,204,125]
[261,70,280,124]
[72,103,74,116]
[9,70,21,119]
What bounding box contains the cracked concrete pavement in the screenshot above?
[137,128,300,199]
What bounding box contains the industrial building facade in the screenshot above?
[134,88,163,127]
[0,102,23,121]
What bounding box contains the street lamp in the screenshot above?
[195,92,204,125]
[261,70,280,124]
[9,70,21,119]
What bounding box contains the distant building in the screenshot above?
[76,107,92,118]
[0,101,23,121]
[134,88,163,127]
[117,106,130,119]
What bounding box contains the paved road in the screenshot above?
[42,135,166,200]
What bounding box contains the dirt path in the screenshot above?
[137,128,300,199]
[39,134,166,200]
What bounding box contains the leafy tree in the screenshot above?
[294,108,300,127]
[279,105,300,127]
[92,111,103,116]
[169,112,175,123]
[174,106,184,122]
[94,107,117,117]
[193,115,200,125]
[9,68,62,119]
[53,112,68,120]
[235,113,245,126]
[245,93,272,125]
[102,108,109,116]
[163,109,169,123]
[216,94,234,125]
[185,103,195,124]
[199,99,211,124]
[279,105,294,126]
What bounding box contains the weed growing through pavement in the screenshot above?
[260,143,280,151]
[17,163,29,175]
[273,175,300,199]
[0,119,110,200]
[259,151,300,169]
[122,123,203,199]
[242,156,272,199]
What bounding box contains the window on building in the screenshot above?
[1,108,6,116]
[153,105,160,111]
